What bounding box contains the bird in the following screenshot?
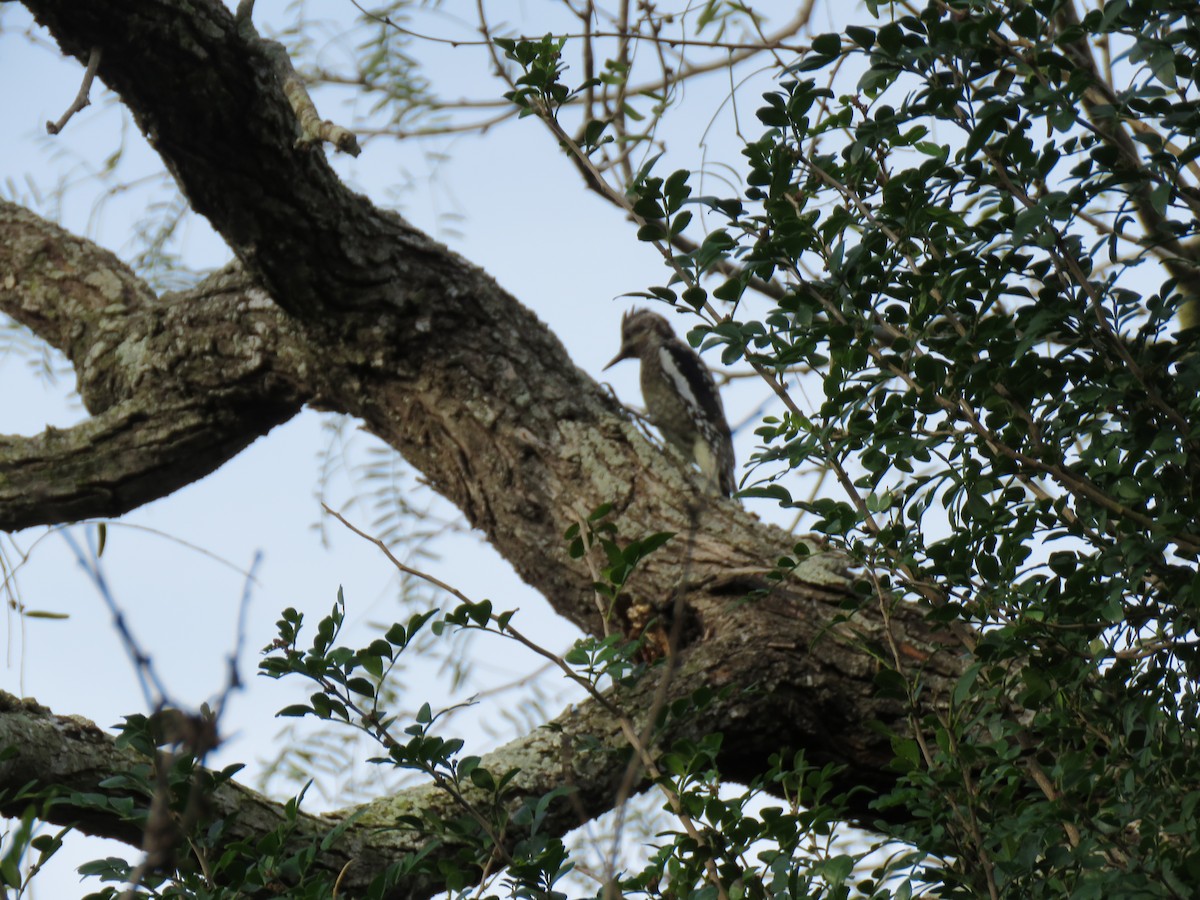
[604,309,736,497]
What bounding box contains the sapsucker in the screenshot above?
[604,309,736,497]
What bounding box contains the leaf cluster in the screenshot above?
[609,0,1200,893]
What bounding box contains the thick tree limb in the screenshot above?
[0,399,287,530]
[0,201,303,527]
[0,1,973,894]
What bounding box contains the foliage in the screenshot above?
[261,592,576,898]
[0,714,353,899]
[616,0,1200,895]
[0,765,70,897]
[485,0,1200,894]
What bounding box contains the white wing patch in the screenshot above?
[658,345,701,412]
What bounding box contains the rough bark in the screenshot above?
[0,1,971,895]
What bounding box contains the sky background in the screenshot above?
[0,1,822,893]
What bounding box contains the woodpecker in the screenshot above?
[604,309,736,497]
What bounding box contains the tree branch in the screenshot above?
[0,200,304,527]
[0,399,289,530]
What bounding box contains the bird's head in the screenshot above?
[604,309,676,370]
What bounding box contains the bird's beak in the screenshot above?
[603,346,630,371]
[604,348,633,372]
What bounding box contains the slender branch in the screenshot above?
[45,45,101,134]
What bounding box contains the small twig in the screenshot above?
[213,550,262,718]
[237,0,361,156]
[60,526,169,708]
[571,508,616,637]
[331,859,354,897]
[1025,759,1082,848]
[46,47,101,135]
[1111,638,1200,661]
[324,503,473,603]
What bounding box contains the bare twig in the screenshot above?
[46,46,101,135]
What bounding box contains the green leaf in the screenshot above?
[845,25,875,50]
[811,32,842,56]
